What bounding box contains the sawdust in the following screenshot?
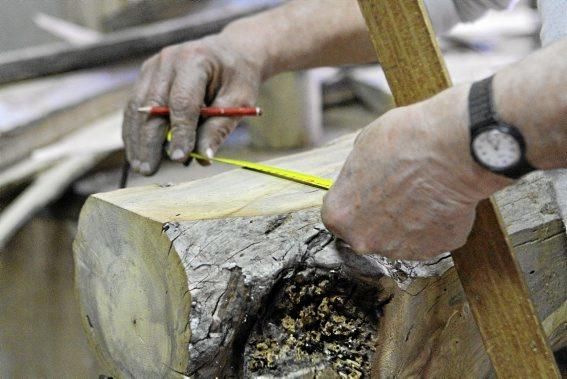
[244,268,381,378]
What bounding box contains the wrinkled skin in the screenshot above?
[321,85,511,260]
[122,36,262,175]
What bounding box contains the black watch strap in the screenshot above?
[469,76,536,179]
[469,76,497,128]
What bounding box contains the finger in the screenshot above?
[122,56,157,171]
[167,60,210,162]
[195,82,256,164]
[137,49,176,175]
[195,117,240,166]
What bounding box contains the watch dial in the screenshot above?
[473,129,521,169]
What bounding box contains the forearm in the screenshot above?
[494,38,567,170]
[218,0,375,79]
[422,38,567,202]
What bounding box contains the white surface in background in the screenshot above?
[31,112,123,163]
[33,13,101,46]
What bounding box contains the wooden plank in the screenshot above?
[0,153,108,249]
[0,66,134,170]
[356,0,560,376]
[101,0,216,31]
[0,0,280,85]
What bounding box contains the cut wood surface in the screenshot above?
[0,0,280,85]
[74,132,566,377]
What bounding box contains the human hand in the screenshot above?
[321,85,511,260]
[122,35,264,175]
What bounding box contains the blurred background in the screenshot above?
[0,0,542,376]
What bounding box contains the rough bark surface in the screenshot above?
[74,134,566,378]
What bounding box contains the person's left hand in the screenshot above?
[321,84,510,260]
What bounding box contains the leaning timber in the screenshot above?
[0,0,280,85]
[0,66,134,170]
[73,133,566,378]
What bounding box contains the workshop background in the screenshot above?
[0,0,547,376]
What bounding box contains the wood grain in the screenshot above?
[356,0,560,376]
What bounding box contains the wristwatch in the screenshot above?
[468,76,536,179]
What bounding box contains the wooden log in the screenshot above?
[73,133,566,377]
[0,0,280,85]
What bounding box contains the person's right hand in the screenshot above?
[122,35,263,175]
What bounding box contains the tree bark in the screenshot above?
[73,134,566,378]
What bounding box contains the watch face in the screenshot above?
[472,128,521,169]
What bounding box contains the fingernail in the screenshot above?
[132,159,141,170]
[170,149,185,161]
[139,162,151,174]
[205,148,214,159]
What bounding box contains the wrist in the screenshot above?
[491,40,567,171]
[492,68,566,170]
[218,19,276,80]
[421,84,513,201]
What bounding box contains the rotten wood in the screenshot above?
[356,0,560,376]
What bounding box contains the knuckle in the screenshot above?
[354,124,373,145]
[188,40,210,56]
[140,56,158,74]
[169,94,194,109]
[146,94,166,106]
[159,46,177,60]
[208,119,236,137]
[125,99,140,114]
[349,238,371,254]
[171,123,197,141]
[223,95,252,107]
[453,234,469,250]
[321,199,346,235]
[170,108,199,125]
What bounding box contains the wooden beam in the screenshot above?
[0,66,134,170]
[356,0,560,376]
[101,0,216,32]
[0,153,108,249]
[0,0,279,85]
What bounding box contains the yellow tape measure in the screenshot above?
[166,130,332,190]
[189,152,333,190]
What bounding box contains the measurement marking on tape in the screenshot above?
[189,153,333,190]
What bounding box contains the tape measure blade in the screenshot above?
[189,152,333,190]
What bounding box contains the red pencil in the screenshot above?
[138,106,262,117]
